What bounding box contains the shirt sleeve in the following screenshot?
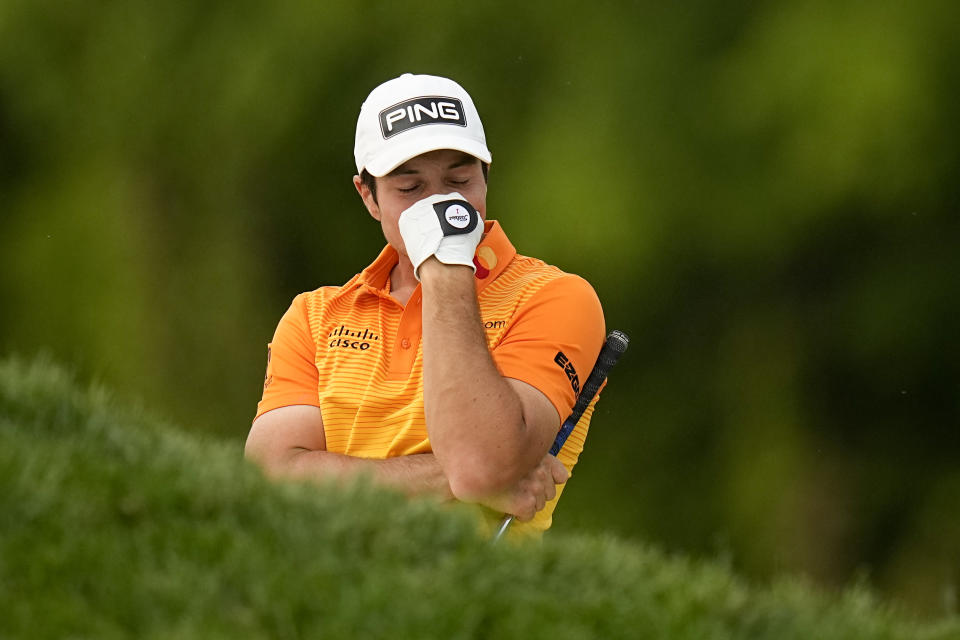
[254,293,320,421]
[491,275,606,422]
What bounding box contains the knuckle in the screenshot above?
[524,496,537,518]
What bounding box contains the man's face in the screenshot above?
[354,149,488,260]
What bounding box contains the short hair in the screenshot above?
[361,161,489,205]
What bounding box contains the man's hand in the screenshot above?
[479,454,570,521]
[398,192,484,280]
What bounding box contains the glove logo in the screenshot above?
[444,204,471,229]
[432,198,479,236]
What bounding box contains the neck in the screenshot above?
[389,256,419,306]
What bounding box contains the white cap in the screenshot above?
[354,73,492,177]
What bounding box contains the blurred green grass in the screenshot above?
[2,355,958,639]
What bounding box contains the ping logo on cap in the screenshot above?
[379,96,466,139]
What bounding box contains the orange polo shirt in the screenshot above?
[256,220,605,534]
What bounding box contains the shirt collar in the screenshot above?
[336,220,516,300]
[471,220,515,289]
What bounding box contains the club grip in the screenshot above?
[548,330,629,456]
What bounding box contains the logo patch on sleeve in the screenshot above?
[263,344,273,390]
[379,96,467,139]
[553,351,580,395]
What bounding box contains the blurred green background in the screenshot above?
[1,0,957,617]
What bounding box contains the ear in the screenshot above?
[353,175,381,221]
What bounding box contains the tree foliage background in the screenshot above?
[1,0,957,616]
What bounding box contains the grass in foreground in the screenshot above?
[1,355,957,639]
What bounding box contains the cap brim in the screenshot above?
[365,134,492,177]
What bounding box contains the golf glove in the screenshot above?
[398,192,483,280]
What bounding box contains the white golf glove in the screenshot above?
[398,192,483,280]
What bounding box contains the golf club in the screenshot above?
[492,329,629,541]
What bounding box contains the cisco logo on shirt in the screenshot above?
[328,325,380,351]
[379,96,467,139]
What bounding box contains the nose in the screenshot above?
[423,178,460,199]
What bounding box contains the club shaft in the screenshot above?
[492,330,628,541]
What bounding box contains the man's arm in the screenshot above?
[244,405,453,499]
[418,258,569,511]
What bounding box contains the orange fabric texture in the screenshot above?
[256,220,605,534]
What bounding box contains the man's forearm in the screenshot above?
[419,260,541,499]
[258,449,453,499]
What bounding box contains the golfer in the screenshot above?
[245,73,605,536]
